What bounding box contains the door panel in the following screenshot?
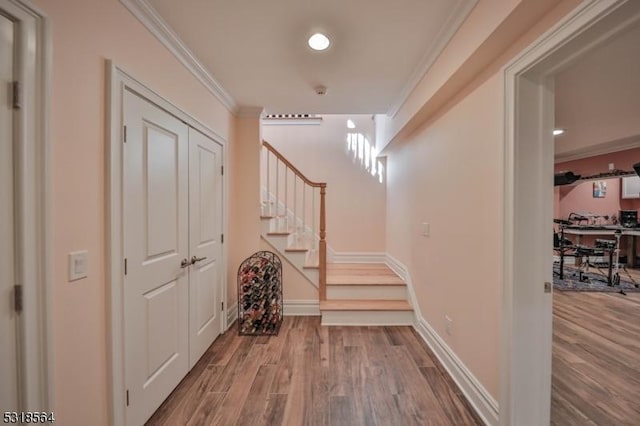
[188,128,223,366]
[0,12,18,412]
[123,91,189,425]
[145,124,179,257]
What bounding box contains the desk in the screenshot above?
[564,227,640,267]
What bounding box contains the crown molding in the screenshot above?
[555,134,640,163]
[120,0,238,113]
[386,0,478,118]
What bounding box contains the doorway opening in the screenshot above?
[503,1,640,424]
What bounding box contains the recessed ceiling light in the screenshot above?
[347,119,356,129]
[553,129,565,136]
[308,33,330,51]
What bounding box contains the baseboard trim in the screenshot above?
[226,304,238,328]
[284,299,320,316]
[414,318,498,425]
[385,254,421,319]
[385,254,498,425]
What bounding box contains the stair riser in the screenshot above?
[321,310,414,326]
[327,285,407,300]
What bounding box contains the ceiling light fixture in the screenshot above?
[553,129,565,136]
[308,33,330,51]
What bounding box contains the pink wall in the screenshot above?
[31,0,234,424]
[262,115,386,252]
[386,73,503,398]
[555,148,640,219]
[384,0,580,401]
[228,117,262,308]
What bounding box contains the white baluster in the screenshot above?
[266,150,270,216]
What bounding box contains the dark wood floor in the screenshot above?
[552,291,640,425]
[146,316,483,426]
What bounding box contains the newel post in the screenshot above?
[319,185,327,301]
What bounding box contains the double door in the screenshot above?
[123,90,223,425]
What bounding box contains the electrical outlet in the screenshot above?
[609,163,615,171]
[422,222,430,237]
[445,315,453,335]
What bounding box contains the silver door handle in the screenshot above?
[191,256,207,265]
[180,258,190,268]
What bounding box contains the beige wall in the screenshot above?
[383,0,580,402]
[228,117,262,307]
[263,115,386,252]
[386,73,503,397]
[31,0,234,424]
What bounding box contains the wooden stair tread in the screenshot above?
[320,299,412,311]
[327,276,405,285]
[285,247,308,253]
[303,264,319,269]
[266,231,291,236]
[260,215,275,219]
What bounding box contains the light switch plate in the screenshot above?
[422,222,430,237]
[69,250,88,281]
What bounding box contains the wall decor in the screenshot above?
[593,180,607,198]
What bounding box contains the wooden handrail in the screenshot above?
[263,141,327,188]
[262,139,327,301]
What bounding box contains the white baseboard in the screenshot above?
[414,318,498,425]
[385,254,421,319]
[385,254,497,425]
[284,299,320,316]
[226,305,238,328]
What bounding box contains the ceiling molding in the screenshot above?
[555,134,640,164]
[120,0,238,113]
[386,0,478,118]
[236,106,264,118]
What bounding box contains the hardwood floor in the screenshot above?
[552,290,640,425]
[146,316,483,426]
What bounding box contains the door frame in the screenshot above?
[106,62,228,426]
[0,0,52,413]
[502,0,639,424]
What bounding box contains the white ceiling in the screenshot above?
[144,0,476,114]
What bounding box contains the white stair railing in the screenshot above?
[261,140,327,301]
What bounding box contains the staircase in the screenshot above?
[260,140,413,325]
[321,263,413,326]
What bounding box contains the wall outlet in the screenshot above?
[445,315,453,335]
[609,162,615,171]
[422,222,430,237]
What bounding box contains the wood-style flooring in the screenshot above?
[552,290,640,425]
[146,316,482,426]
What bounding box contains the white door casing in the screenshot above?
[188,128,223,367]
[0,11,18,412]
[123,90,190,425]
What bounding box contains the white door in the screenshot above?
[123,91,190,425]
[188,128,223,367]
[0,12,19,413]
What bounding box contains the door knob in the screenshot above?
[180,258,190,268]
[190,256,207,265]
